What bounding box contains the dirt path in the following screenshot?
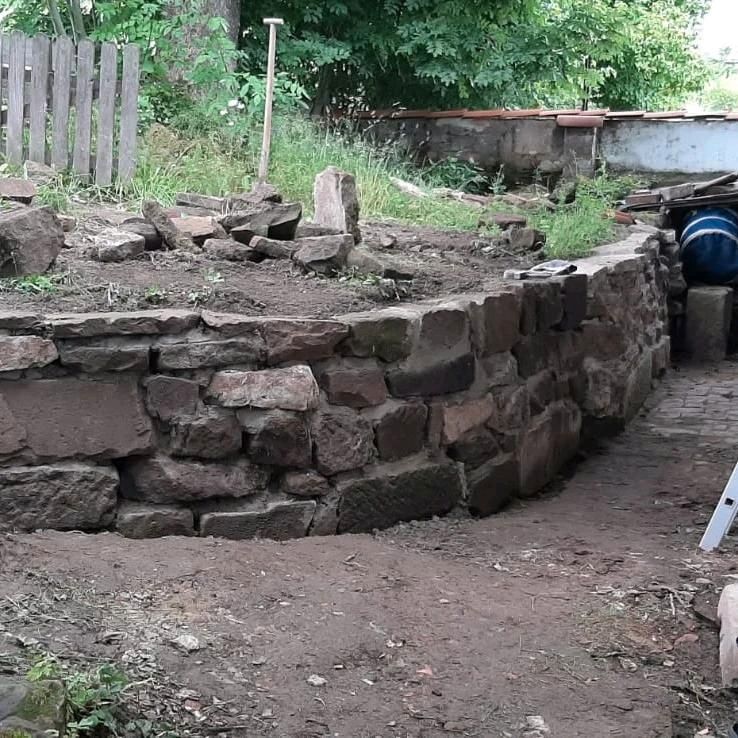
[2,363,738,737]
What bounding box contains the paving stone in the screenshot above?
[240,409,312,468]
[337,458,464,533]
[208,366,319,411]
[116,501,194,538]
[146,376,200,422]
[316,359,387,408]
[120,455,268,503]
[312,405,374,476]
[313,166,361,243]
[466,453,519,517]
[0,336,58,372]
[364,400,428,462]
[169,408,242,459]
[200,499,316,541]
[0,377,152,461]
[685,286,733,361]
[0,463,118,531]
[48,309,199,338]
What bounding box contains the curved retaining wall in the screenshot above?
[0,232,669,539]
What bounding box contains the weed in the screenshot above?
[0,273,69,294]
[143,286,168,305]
[423,157,495,195]
[204,268,225,284]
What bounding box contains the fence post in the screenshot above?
[95,42,117,187]
[72,38,94,176]
[29,34,51,164]
[118,43,140,184]
[51,36,74,171]
[6,31,26,166]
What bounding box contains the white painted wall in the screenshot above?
[601,120,738,175]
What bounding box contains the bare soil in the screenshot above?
[1,363,738,737]
[0,208,535,317]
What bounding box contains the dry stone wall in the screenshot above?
[0,232,669,540]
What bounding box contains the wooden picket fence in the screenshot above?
[0,31,140,186]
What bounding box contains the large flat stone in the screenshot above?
[0,463,118,531]
[207,366,319,411]
[200,499,316,541]
[0,311,44,332]
[685,286,733,362]
[48,310,199,338]
[0,336,58,372]
[116,501,194,539]
[0,377,152,461]
[312,406,374,476]
[240,409,312,468]
[337,459,464,533]
[200,311,263,339]
[57,338,149,372]
[157,338,263,369]
[120,455,268,503]
[262,319,348,365]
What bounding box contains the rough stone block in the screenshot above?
[519,401,581,497]
[279,470,331,498]
[0,177,36,203]
[221,202,302,240]
[0,336,58,372]
[261,318,348,365]
[439,396,495,445]
[467,291,522,354]
[513,331,582,379]
[364,401,427,462]
[316,359,387,408]
[386,353,475,397]
[0,311,44,332]
[157,338,263,369]
[169,408,242,459]
[199,311,263,338]
[203,238,258,262]
[489,385,530,432]
[120,218,162,250]
[447,427,500,467]
[313,166,361,242]
[239,409,312,468]
[48,309,199,338]
[340,307,418,362]
[466,454,519,517]
[686,286,733,362]
[0,205,64,277]
[309,493,340,536]
[416,304,470,355]
[146,376,200,422]
[0,377,152,461]
[57,338,149,373]
[0,463,118,531]
[312,405,374,476]
[556,273,588,330]
[250,235,297,260]
[293,234,353,275]
[207,366,319,411]
[200,500,316,541]
[337,458,464,533]
[120,455,268,503]
[116,501,194,538]
[0,396,25,455]
[95,228,146,262]
[525,281,564,330]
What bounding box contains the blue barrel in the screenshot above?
[681,207,738,285]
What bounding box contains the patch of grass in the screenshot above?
[0,273,71,294]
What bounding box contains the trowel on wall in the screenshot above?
[504,260,577,280]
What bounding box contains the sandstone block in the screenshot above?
[480,352,518,387]
[364,401,427,461]
[556,273,588,330]
[200,311,262,338]
[313,166,361,242]
[519,401,581,497]
[169,408,242,458]
[157,337,263,369]
[0,177,36,203]
[95,228,145,262]
[220,202,302,240]
[0,336,57,372]
[337,458,463,533]
[447,427,500,467]
[295,222,343,239]
[0,205,63,277]
[116,501,194,538]
[521,281,564,331]
[579,320,628,361]
[312,405,374,476]
[279,470,331,498]
[341,307,418,362]
[48,309,199,338]
[293,234,353,275]
[208,366,319,410]
[316,359,387,408]
[203,238,258,262]
[439,396,495,445]
[527,369,558,415]
[489,385,530,432]
[146,376,200,421]
[57,338,149,373]
[250,235,297,260]
[170,215,225,244]
[261,318,348,364]
[467,291,521,354]
[0,463,118,531]
[0,377,152,461]
[686,286,733,362]
[466,454,519,517]
[0,396,25,455]
[386,353,475,397]
[120,218,162,250]
[200,499,316,541]
[120,455,268,503]
[0,311,43,332]
[240,409,312,468]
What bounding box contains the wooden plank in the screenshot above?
[118,43,140,183]
[95,42,117,187]
[51,36,73,171]
[72,38,94,176]
[28,34,50,164]
[6,32,26,166]
[0,35,5,151]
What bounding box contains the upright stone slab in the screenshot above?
[685,286,733,362]
[0,206,64,277]
[313,166,361,243]
[200,500,316,541]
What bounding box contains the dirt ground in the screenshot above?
[0,210,535,317]
[2,362,738,737]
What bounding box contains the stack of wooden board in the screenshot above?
[622,172,738,213]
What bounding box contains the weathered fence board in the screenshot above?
[0,31,140,181]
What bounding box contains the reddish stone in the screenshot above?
[48,310,199,338]
[312,406,374,476]
[317,360,387,408]
[341,307,418,362]
[261,319,348,365]
[58,339,149,373]
[146,376,200,422]
[169,408,242,459]
[0,336,58,372]
[365,401,427,461]
[208,366,319,411]
[439,396,495,445]
[239,409,312,468]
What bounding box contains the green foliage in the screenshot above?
[0,273,69,294]
[423,158,499,196]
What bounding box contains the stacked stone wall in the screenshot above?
[0,232,670,539]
